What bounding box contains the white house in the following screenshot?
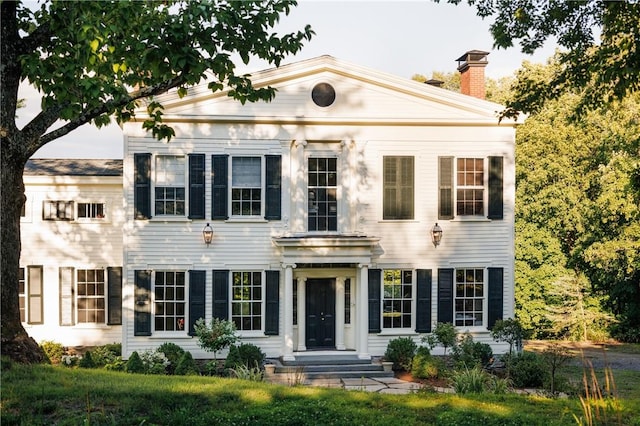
[20,159,124,347]
[121,53,520,360]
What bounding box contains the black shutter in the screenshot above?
[189,270,206,336]
[368,269,381,333]
[211,155,228,220]
[437,268,454,324]
[265,155,282,220]
[107,267,122,325]
[265,270,280,335]
[487,267,504,330]
[438,157,454,220]
[134,153,151,219]
[488,156,504,219]
[415,269,432,333]
[188,154,206,219]
[59,267,74,326]
[212,270,229,320]
[134,270,152,336]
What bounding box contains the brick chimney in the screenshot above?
[456,50,489,99]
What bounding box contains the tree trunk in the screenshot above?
[0,151,46,364]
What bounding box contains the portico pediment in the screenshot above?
[273,234,380,265]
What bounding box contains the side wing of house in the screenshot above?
[122,56,517,359]
[20,159,124,347]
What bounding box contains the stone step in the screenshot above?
[266,355,394,381]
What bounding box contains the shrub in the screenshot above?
[411,347,442,379]
[195,318,238,361]
[78,351,96,368]
[158,342,185,374]
[91,343,122,367]
[230,364,264,381]
[432,322,457,356]
[174,351,199,376]
[125,351,144,373]
[139,349,170,374]
[40,340,64,364]
[490,318,524,354]
[504,351,546,388]
[450,367,488,394]
[224,343,265,370]
[452,334,493,368]
[384,337,417,371]
[202,360,221,376]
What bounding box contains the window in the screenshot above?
[231,157,262,216]
[456,158,484,216]
[345,278,351,324]
[382,269,412,329]
[231,271,262,331]
[455,268,484,326]
[154,155,185,216]
[77,203,105,219]
[308,157,337,231]
[43,200,73,220]
[383,156,414,220]
[77,269,106,323]
[154,271,186,332]
[19,268,25,322]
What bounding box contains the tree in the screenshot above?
[437,0,640,115]
[1,0,313,363]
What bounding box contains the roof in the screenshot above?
[24,159,123,177]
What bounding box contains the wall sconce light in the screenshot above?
[202,223,213,246]
[431,223,443,247]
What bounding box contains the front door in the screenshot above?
[305,278,336,349]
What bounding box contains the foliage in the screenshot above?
[491,318,525,354]
[194,318,239,361]
[230,364,264,381]
[438,1,640,116]
[174,351,199,376]
[91,343,122,368]
[138,349,171,375]
[125,351,144,374]
[1,0,313,364]
[157,342,185,375]
[432,322,457,356]
[541,344,573,395]
[576,362,623,426]
[39,341,64,364]
[224,343,265,370]
[202,360,221,377]
[384,337,417,371]
[504,351,546,388]
[411,347,442,379]
[450,367,489,394]
[452,333,493,369]
[78,351,96,369]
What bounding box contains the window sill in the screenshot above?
[237,331,266,338]
[72,324,113,329]
[149,333,192,339]
[449,217,492,222]
[149,217,192,223]
[225,218,268,223]
[377,220,419,223]
[377,330,418,336]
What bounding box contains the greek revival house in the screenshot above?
[120,53,520,360]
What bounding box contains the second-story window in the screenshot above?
[383,156,414,220]
[308,157,337,231]
[231,157,262,216]
[43,200,74,220]
[457,158,484,216]
[77,202,105,219]
[155,155,185,216]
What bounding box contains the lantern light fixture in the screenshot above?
[431,223,443,247]
[202,223,213,246]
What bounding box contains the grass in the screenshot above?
[2,362,639,425]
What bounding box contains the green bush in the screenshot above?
[224,343,265,370]
[158,342,185,374]
[230,364,264,381]
[384,337,417,371]
[504,351,546,388]
[452,334,493,368]
[125,351,144,374]
[411,347,442,379]
[202,360,221,376]
[174,351,199,376]
[450,367,488,394]
[40,340,64,364]
[194,318,238,360]
[91,343,122,367]
[432,322,457,355]
[78,351,96,368]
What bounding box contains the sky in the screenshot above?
[20,0,558,159]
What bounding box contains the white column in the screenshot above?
[283,263,296,361]
[335,276,346,350]
[296,277,307,351]
[357,264,371,360]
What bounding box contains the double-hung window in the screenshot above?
[231,271,262,331]
[383,156,414,220]
[454,268,484,327]
[77,269,106,323]
[155,155,186,216]
[154,271,186,332]
[456,158,484,216]
[308,157,337,231]
[43,200,73,220]
[231,157,262,216]
[382,269,413,329]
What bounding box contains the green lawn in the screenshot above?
[2,362,639,425]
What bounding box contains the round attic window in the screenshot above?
[311,83,336,107]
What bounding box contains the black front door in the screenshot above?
[305,278,336,349]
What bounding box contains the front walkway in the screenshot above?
[265,375,449,394]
